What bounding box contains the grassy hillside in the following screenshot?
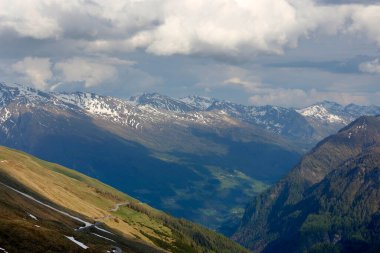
[0,146,249,253]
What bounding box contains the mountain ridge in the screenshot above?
[2,82,380,146]
[129,90,380,146]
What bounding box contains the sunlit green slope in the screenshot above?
[0,146,248,253]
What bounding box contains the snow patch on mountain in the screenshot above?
[297,104,347,124]
[298,101,380,127]
[56,92,235,130]
[57,92,144,129]
[0,247,8,253]
[130,93,197,113]
[65,236,89,249]
[0,108,11,124]
[179,96,216,110]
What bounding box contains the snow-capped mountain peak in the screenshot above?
[179,95,218,110]
[296,104,348,124]
[129,92,198,113]
[0,82,62,108]
[1,82,380,147]
[297,101,380,126]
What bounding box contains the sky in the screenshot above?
[0,0,380,108]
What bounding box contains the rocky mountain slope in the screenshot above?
[132,93,380,148]
[0,82,300,233]
[233,115,380,253]
[0,146,248,253]
[296,101,380,142]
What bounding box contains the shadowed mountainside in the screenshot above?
[233,115,380,253]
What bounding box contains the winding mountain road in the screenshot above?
[109,202,129,212]
[0,181,122,252]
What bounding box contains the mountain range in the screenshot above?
[0,82,379,234]
[233,115,380,253]
[130,92,380,148]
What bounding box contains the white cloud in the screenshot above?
[11,57,53,90]
[1,0,380,58]
[223,77,262,91]
[54,57,133,88]
[10,56,135,90]
[349,5,380,46]
[88,0,350,56]
[83,1,380,57]
[0,0,61,39]
[359,58,380,74]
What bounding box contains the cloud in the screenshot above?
[248,88,373,107]
[11,57,53,89]
[9,56,135,90]
[348,5,380,45]
[359,58,380,74]
[54,57,133,88]
[88,0,349,56]
[223,77,262,91]
[81,1,380,57]
[1,0,380,59]
[317,0,380,4]
[0,0,61,39]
